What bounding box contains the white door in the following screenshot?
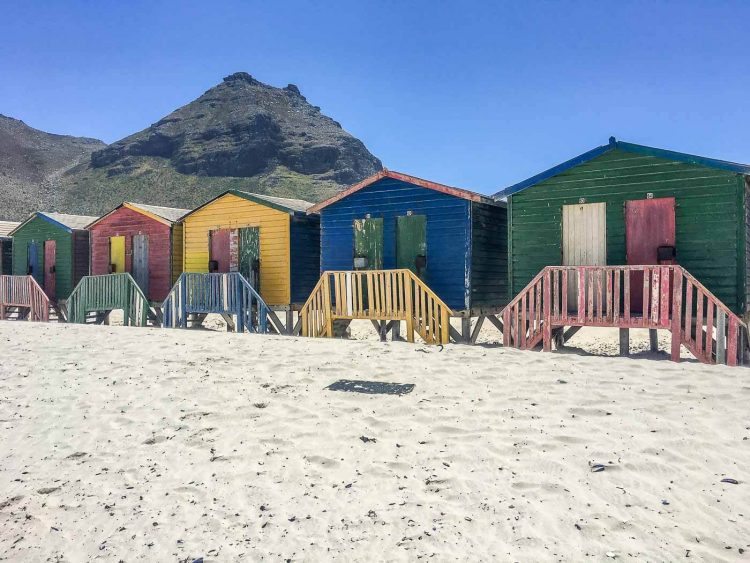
[562,203,606,311]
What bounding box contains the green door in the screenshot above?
[396,214,427,276]
[353,218,383,269]
[239,227,261,288]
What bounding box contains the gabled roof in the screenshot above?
[0,220,20,238]
[496,137,750,198]
[307,169,499,214]
[87,202,190,228]
[11,211,99,235]
[182,190,315,220]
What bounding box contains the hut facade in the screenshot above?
[181,190,319,312]
[10,212,97,301]
[309,170,508,315]
[87,202,188,302]
[0,221,19,276]
[497,137,750,317]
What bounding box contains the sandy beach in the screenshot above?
[0,321,748,561]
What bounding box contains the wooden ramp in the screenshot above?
[162,272,277,333]
[299,269,453,345]
[497,265,747,366]
[0,275,50,322]
[67,273,155,327]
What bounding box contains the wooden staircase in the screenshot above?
[498,265,747,366]
[67,273,156,327]
[162,272,280,333]
[0,275,50,322]
[299,269,453,345]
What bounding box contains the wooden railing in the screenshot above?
[299,269,452,344]
[162,272,272,333]
[501,266,746,366]
[0,275,50,322]
[67,273,150,326]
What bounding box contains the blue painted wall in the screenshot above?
[290,213,321,305]
[320,178,471,310]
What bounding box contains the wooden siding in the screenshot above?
[508,149,745,314]
[11,216,76,300]
[182,193,291,306]
[171,222,184,285]
[289,214,320,306]
[319,178,471,311]
[89,206,173,302]
[470,201,508,310]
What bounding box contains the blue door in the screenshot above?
[27,241,43,285]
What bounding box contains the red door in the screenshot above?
[625,197,676,314]
[44,240,56,299]
[209,229,231,272]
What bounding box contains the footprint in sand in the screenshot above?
[304,455,339,468]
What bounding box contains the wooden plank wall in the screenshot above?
[508,149,745,314]
[89,207,172,302]
[470,201,508,310]
[182,193,291,306]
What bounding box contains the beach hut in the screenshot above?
[86,202,188,302]
[493,137,750,365]
[180,190,319,329]
[306,170,507,341]
[0,221,19,276]
[10,212,96,302]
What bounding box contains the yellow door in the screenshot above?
[110,236,126,274]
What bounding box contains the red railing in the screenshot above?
[0,275,50,322]
[501,266,746,366]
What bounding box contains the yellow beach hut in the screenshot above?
[181,190,320,326]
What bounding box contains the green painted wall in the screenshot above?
[11,216,75,300]
[508,149,746,314]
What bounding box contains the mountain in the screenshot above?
[0,115,105,220]
[58,72,382,215]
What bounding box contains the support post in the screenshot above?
[670,269,683,362]
[543,269,552,351]
[286,309,294,336]
[649,329,658,352]
[619,328,629,356]
[379,320,387,341]
[391,320,401,341]
[461,316,471,344]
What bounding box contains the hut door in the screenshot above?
[43,240,56,299]
[209,229,231,273]
[110,236,126,274]
[396,215,427,277]
[239,227,260,289]
[625,197,676,313]
[132,234,149,297]
[27,241,42,285]
[353,218,383,270]
[562,203,607,311]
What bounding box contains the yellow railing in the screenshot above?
[300,269,453,344]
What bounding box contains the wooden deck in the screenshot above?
[497,265,746,366]
[299,269,453,344]
[0,275,50,322]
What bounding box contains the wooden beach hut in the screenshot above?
[493,137,750,365]
[0,221,19,276]
[10,212,96,303]
[180,190,319,329]
[87,202,188,302]
[305,170,507,342]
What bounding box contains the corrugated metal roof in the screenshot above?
[496,137,750,198]
[128,203,190,223]
[42,212,99,230]
[232,191,314,213]
[0,220,20,237]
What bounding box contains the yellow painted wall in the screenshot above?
[171,223,184,284]
[183,193,291,305]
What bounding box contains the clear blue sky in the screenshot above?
[2,0,749,194]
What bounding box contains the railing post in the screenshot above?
[404,272,415,343]
[322,274,333,338]
[543,269,552,352]
[670,268,683,362]
[180,277,187,329]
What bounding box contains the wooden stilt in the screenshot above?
[619,328,629,356]
[649,329,658,352]
[461,317,471,344]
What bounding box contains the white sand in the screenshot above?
[0,322,748,561]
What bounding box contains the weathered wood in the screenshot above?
[716,309,726,364]
[543,269,552,351]
[470,315,485,344]
[649,329,658,352]
[619,328,629,356]
[670,269,683,362]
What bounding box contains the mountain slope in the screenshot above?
[0,115,105,219]
[59,72,382,214]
